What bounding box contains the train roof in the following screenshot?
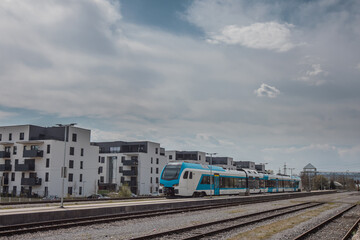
[166,161,226,172]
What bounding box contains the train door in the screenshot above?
[214,174,220,196]
[276,178,279,192]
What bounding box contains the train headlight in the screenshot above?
[173,184,179,187]
[160,184,164,187]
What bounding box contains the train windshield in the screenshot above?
[161,165,182,180]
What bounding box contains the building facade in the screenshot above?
[0,125,99,197]
[205,156,235,170]
[93,141,167,195]
[165,150,206,164]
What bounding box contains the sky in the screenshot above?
[0,0,360,174]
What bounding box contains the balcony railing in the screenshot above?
[23,150,43,158]
[122,159,138,166]
[21,177,42,186]
[0,151,10,158]
[0,164,12,171]
[121,170,138,176]
[15,164,35,171]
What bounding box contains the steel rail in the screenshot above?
[130,202,323,240]
[0,194,309,236]
[342,216,360,240]
[293,204,357,240]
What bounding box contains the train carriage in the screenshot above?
[159,162,300,197]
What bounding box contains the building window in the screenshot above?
[110,146,121,153]
[169,155,173,160]
[45,172,49,182]
[98,167,103,174]
[98,156,101,163]
[156,177,159,183]
[69,160,74,169]
[47,145,50,154]
[72,133,77,142]
[79,174,83,182]
[46,158,50,168]
[151,157,153,164]
[150,177,152,183]
[11,173,15,181]
[199,155,201,160]
[156,158,159,164]
[68,187,73,195]
[156,168,159,174]
[5,146,10,153]
[80,161,83,169]
[150,167,153,174]
[8,133,12,141]
[13,146,17,155]
[0,134,2,141]
[100,176,104,183]
[155,148,158,154]
[119,166,123,173]
[101,157,105,163]
[81,148,84,156]
[68,173,73,182]
[69,147,74,156]
[79,187,82,196]
[19,132,24,140]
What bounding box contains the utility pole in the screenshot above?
[283,162,287,175]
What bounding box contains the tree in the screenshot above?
[118,184,132,197]
[312,175,329,190]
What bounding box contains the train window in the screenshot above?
[183,171,188,179]
[161,165,181,180]
[201,175,213,185]
[189,172,193,179]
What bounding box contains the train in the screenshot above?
[159,162,301,197]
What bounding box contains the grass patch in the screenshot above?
[228,204,339,240]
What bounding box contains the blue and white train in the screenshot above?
[159,162,301,197]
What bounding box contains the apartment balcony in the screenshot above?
[15,163,35,171]
[122,159,138,166]
[3,178,9,185]
[121,170,138,176]
[23,150,43,158]
[123,180,137,187]
[21,177,42,186]
[0,151,10,158]
[0,164,12,171]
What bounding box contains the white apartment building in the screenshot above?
[206,156,236,170]
[165,150,206,164]
[0,125,99,197]
[92,141,167,195]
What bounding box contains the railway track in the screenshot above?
[293,204,360,240]
[130,202,324,240]
[0,194,312,237]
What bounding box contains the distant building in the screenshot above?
[206,156,235,170]
[255,164,266,173]
[0,124,99,197]
[302,163,317,176]
[234,161,256,170]
[165,150,206,164]
[93,141,167,195]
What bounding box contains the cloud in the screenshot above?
[262,144,337,154]
[298,62,328,85]
[254,83,280,98]
[0,111,17,120]
[208,22,297,52]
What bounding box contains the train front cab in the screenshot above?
[159,163,183,197]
